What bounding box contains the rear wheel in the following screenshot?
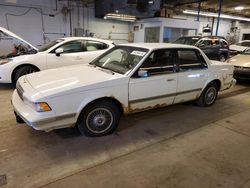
[197,82,218,107]
[14,66,37,85]
[219,54,227,62]
[77,100,120,137]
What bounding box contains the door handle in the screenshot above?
[166,78,175,82]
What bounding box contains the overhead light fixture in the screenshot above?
[234,6,244,11]
[183,9,250,22]
[148,0,154,5]
[104,13,136,22]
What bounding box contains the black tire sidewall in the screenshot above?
[77,101,120,137]
[219,54,226,62]
[14,66,36,84]
[197,82,218,107]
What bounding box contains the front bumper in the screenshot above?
[234,67,250,80]
[0,66,12,83]
[12,90,76,131]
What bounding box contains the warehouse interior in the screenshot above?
[0,0,250,187]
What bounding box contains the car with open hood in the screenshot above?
[0,28,114,84]
[12,43,236,137]
[0,26,37,58]
[227,47,250,80]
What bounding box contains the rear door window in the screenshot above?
[177,49,207,71]
[86,41,109,51]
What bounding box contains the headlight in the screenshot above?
[23,97,51,112]
[0,58,12,65]
[34,102,52,112]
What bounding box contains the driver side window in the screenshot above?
[139,49,175,76]
[53,40,85,53]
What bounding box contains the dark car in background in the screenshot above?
[173,36,229,62]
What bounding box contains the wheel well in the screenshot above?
[11,64,40,83]
[79,97,124,117]
[219,52,228,59]
[211,79,221,90]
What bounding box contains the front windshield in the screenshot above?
[174,37,200,45]
[242,48,250,54]
[39,39,64,52]
[236,41,250,47]
[91,46,149,74]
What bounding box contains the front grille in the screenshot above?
[16,82,24,100]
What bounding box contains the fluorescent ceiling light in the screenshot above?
[183,9,250,22]
[104,13,136,22]
[235,6,244,10]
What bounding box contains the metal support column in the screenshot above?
[215,0,222,36]
[197,0,201,21]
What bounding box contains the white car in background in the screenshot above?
[0,34,114,84]
[228,47,250,80]
[12,43,236,137]
[0,26,38,58]
[230,40,250,55]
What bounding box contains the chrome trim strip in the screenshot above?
[129,88,202,104]
[34,113,76,126]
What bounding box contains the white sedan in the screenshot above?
[230,40,250,55]
[12,43,236,137]
[228,47,250,80]
[0,37,114,84]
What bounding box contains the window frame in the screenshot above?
[49,39,86,54]
[85,40,109,51]
[134,48,177,77]
[176,48,208,72]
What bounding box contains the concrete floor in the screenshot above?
[0,82,250,188]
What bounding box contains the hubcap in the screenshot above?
[220,56,226,62]
[205,87,216,105]
[86,108,113,134]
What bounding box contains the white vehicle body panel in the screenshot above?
[12,43,236,132]
[229,40,250,52]
[0,37,114,83]
[228,54,250,67]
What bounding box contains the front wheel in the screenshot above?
[197,82,218,107]
[77,100,120,137]
[14,66,37,84]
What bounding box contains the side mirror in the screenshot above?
[138,69,149,77]
[55,48,63,56]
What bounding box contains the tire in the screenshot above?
[219,54,227,62]
[77,100,121,137]
[14,66,37,85]
[197,82,218,107]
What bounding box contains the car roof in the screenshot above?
[238,40,250,42]
[179,35,226,40]
[58,37,114,44]
[118,43,200,50]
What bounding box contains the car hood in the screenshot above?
[0,26,38,51]
[229,45,248,52]
[228,54,250,67]
[25,65,125,98]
